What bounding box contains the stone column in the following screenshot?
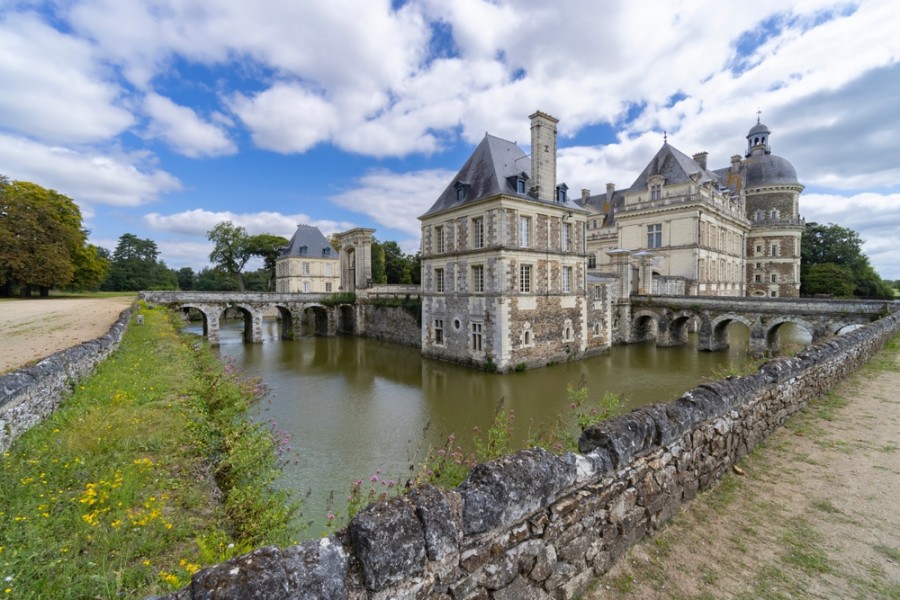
[633,251,655,295]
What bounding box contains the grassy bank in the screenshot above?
[0,305,297,599]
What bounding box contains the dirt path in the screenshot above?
[588,336,900,599]
[0,296,134,374]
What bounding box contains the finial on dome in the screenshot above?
[756,108,762,124]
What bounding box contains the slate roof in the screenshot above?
[280,224,336,258]
[420,133,585,218]
[627,142,718,190]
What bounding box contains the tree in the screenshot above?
[802,263,855,297]
[801,222,891,299]
[382,240,410,284]
[0,176,99,296]
[196,267,240,291]
[102,233,176,291]
[176,267,196,291]
[246,233,288,291]
[370,240,386,284]
[208,221,253,291]
[69,243,110,291]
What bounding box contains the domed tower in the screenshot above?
[740,119,804,298]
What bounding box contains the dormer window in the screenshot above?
[650,184,662,200]
[322,247,331,257]
[556,183,568,203]
[507,172,529,195]
[648,175,664,200]
[454,181,469,202]
[299,245,308,256]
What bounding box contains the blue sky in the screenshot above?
[2,0,898,278]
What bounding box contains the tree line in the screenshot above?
[1,175,893,297]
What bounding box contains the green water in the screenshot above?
[187,319,809,535]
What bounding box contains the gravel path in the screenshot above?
[588,336,900,599]
[0,296,134,373]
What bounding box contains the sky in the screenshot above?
[1,0,898,279]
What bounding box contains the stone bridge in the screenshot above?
[626,295,898,354]
[139,291,359,345]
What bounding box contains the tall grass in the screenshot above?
[0,304,297,599]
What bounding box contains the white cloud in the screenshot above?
[143,209,356,240]
[0,133,181,207]
[144,93,236,157]
[0,12,133,143]
[329,168,455,238]
[227,84,338,153]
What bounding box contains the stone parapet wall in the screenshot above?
[0,306,133,453]
[159,313,900,600]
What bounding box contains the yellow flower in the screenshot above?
[143,559,151,566]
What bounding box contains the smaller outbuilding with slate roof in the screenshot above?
[275,224,340,294]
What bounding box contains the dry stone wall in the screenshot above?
[0,306,133,453]
[154,313,900,600]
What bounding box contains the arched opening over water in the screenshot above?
[632,312,659,342]
[302,305,329,336]
[708,316,753,352]
[274,305,294,339]
[338,305,355,334]
[766,320,813,354]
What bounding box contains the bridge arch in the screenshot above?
[764,317,815,353]
[180,304,219,343]
[301,303,332,337]
[273,305,296,340]
[700,313,755,352]
[630,310,660,343]
[338,304,356,334]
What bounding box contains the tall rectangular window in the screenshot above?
[435,268,444,293]
[302,262,310,275]
[770,273,778,283]
[770,243,779,257]
[519,216,531,247]
[562,266,572,293]
[472,217,484,249]
[519,264,532,293]
[435,225,444,253]
[471,322,483,352]
[434,319,444,345]
[472,264,484,293]
[325,263,334,276]
[650,184,662,200]
[325,282,332,292]
[562,223,571,251]
[647,223,662,248]
[302,281,310,293]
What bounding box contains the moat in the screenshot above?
[185,318,810,535]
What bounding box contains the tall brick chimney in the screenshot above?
[529,111,559,202]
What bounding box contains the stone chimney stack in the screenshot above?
[692,151,708,170]
[731,154,742,173]
[529,111,559,202]
[581,188,590,200]
[606,183,615,198]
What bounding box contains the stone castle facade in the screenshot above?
[419,112,804,372]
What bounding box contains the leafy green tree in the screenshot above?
[207,221,253,291]
[102,233,176,291]
[246,233,288,291]
[196,267,239,291]
[802,263,856,297]
[0,176,99,296]
[176,267,196,290]
[382,240,410,284]
[370,240,386,284]
[69,243,110,291]
[801,222,891,298]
